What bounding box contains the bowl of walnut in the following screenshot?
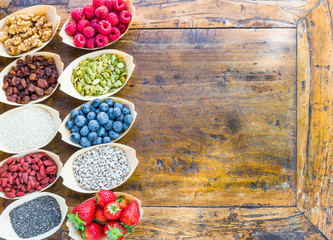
[0,5,61,58]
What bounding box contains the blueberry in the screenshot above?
[75,115,87,127]
[99,103,108,112]
[82,103,91,114]
[114,102,124,110]
[88,131,98,141]
[97,127,106,137]
[122,123,129,131]
[103,136,112,143]
[107,108,115,120]
[122,107,130,115]
[70,132,80,143]
[113,107,121,117]
[105,98,114,107]
[88,120,100,131]
[65,120,73,129]
[116,113,124,122]
[90,105,97,112]
[113,121,122,132]
[79,110,84,116]
[80,125,89,136]
[71,125,80,133]
[109,130,120,139]
[95,109,101,114]
[87,111,96,121]
[92,99,102,107]
[124,114,133,124]
[92,137,103,145]
[97,112,109,125]
[80,137,92,147]
[70,109,80,119]
[104,120,114,131]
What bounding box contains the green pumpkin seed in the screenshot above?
[117,62,125,69]
[92,79,100,85]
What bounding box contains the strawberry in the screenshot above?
[120,202,140,233]
[103,201,122,220]
[116,195,128,210]
[104,221,125,240]
[95,190,116,208]
[94,206,108,225]
[67,198,96,231]
[83,222,105,240]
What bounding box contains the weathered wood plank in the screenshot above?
[297,0,333,239]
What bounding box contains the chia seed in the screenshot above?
[9,196,61,239]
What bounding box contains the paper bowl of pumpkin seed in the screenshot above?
[58,50,135,101]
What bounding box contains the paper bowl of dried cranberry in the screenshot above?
[66,192,143,240]
[59,0,135,50]
[0,5,61,58]
[0,149,63,200]
[0,52,64,106]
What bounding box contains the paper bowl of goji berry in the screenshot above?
[0,149,63,199]
[66,191,143,240]
[59,0,135,50]
[0,52,64,106]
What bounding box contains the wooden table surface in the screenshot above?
[0,0,332,239]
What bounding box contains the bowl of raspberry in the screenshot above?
[59,0,135,49]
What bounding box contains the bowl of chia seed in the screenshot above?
[0,192,67,240]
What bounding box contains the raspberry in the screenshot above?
[116,22,127,34]
[77,19,90,33]
[97,20,112,34]
[90,18,101,33]
[71,8,83,22]
[104,0,113,11]
[65,21,77,35]
[93,0,105,8]
[85,37,96,49]
[108,27,120,42]
[113,0,126,12]
[83,5,96,20]
[119,10,131,24]
[106,12,119,26]
[95,34,109,47]
[95,6,108,20]
[74,33,86,47]
[83,26,95,38]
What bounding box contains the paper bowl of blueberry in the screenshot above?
[59,97,137,148]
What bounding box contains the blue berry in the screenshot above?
[87,111,96,121]
[107,108,115,120]
[90,106,96,112]
[114,102,124,110]
[88,131,98,141]
[65,120,74,129]
[97,127,106,137]
[88,120,100,131]
[116,113,124,122]
[80,137,91,147]
[105,98,114,107]
[113,107,121,117]
[82,103,91,114]
[97,112,109,125]
[92,137,102,145]
[70,109,80,119]
[92,99,102,107]
[122,107,130,115]
[122,123,129,131]
[104,120,114,131]
[124,114,133,124]
[109,130,120,139]
[103,136,112,143]
[99,103,108,112]
[71,125,80,133]
[113,121,122,132]
[75,115,87,127]
[95,109,101,114]
[70,132,80,143]
[79,110,84,116]
[80,125,89,136]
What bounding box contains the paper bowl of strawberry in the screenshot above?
[59,0,135,50]
[66,190,143,240]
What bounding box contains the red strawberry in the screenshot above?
[67,198,96,231]
[103,201,122,220]
[94,206,108,225]
[83,222,104,240]
[96,190,116,208]
[104,221,125,240]
[116,195,128,210]
[120,202,140,233]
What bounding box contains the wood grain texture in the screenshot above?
[6,0,321,28]
[297,0,333,239]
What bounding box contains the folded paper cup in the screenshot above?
[0,192,68,240]
[0,5,61,58]
[0,52,64,106]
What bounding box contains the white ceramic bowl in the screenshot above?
[58,49,135,101]
[0,104,62,153]
[0,5,61,58]
[59,0,135,50]
[60,143,138,193]
[0,192,68,240]
[0,149,63,200]
[67,192,143,240]
[0,52,64,106]
[59,97,137,148]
